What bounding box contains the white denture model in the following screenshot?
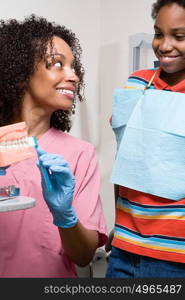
[0,122,37,211]
[0,122,36,167]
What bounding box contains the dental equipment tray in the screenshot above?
[0,196,36,212]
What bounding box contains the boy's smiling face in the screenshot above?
[152,3,185,84]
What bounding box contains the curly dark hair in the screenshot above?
[0,14,85,132]
[151,0,185,19]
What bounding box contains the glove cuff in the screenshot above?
[53,207,78,228]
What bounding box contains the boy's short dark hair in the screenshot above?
[152,0,185,19]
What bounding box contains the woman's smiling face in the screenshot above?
[152,3,185,83]
[25,36,79,113]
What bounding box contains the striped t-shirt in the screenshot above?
[112,68,185,263]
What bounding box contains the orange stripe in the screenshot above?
[112,238,185,263]
[115,234,185,254]
[123,86,144,90]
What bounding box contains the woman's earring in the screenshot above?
[71,101,76,114]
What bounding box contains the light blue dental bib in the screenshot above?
[111,88,185,200]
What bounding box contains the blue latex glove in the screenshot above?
[37,147,78,228]
[0,166,9,175]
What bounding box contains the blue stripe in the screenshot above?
[127,78,155,89]
[116,224,185,242]
[118,197,185,217]
[119,197,185,209]
[127,78,146,86]
[128,76,155,86]
[115,226,185,249]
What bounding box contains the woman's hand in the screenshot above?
[37,147,77,228]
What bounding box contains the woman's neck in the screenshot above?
[13,104,51,140]
[27,120,50,140]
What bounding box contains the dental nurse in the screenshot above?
[0,15,107,278]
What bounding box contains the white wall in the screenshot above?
[0,0,156,233]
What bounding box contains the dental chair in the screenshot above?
[76,247,108,278]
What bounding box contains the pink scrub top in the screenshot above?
[0,128,107,277]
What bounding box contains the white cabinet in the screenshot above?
[129,33,159,73]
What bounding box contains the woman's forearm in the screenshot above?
[59,221,99,267]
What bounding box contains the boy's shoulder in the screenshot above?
[129,68,157,81]
[125,68,157,89]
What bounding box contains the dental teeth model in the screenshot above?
[0,122,37,210]
[0,122,36,167]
